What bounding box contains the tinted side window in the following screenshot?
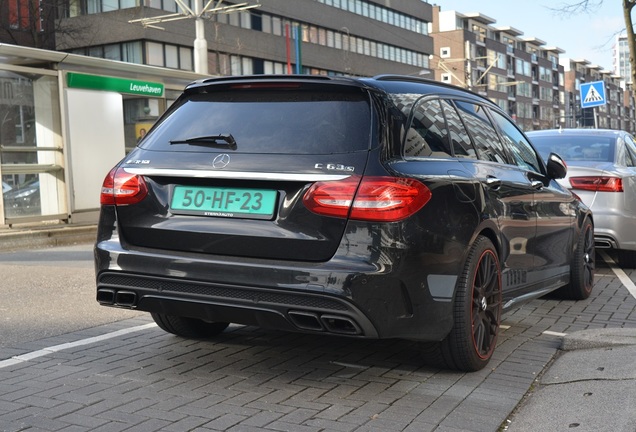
[440,99,477,159]
[489,109,542,173]
[616,138,629,166]
[624,135,636,167]
[624,144,635,167]
[404,99,452,158]
[454,101,507,163]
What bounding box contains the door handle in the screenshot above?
[485,176,502,190]
[531,180,544,190]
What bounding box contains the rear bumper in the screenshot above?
[589,209,636,251]
[579,189,636,251]
[96,271,378,337]
[94,237,457,342]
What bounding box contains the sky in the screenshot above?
[435,1,625,71]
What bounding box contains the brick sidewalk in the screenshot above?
[0,261,634,432]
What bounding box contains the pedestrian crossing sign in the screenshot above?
[580,81,606,109]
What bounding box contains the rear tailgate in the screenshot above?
[113,80,374,262]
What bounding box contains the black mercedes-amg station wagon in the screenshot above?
[95,75,594,371]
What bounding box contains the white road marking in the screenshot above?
[0,323,157,369]
[599,250,636,300]
[538,252,636,339]
[330,361,369,369]
[543,330,567,337]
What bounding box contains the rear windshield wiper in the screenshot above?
[170,134,237,150]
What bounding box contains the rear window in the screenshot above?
[530,134,615,162]
[140,89,372,154]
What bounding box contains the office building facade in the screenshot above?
[52,0,434,77]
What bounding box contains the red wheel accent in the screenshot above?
[470,249,502,360]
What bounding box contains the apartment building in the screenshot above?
[614,34,631,85]
[430,6,564,131]
[430,6,636,134]
[561,57,634,131]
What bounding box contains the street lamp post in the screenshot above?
[129,0,261,75]
[193,0,208,74]
[340,27,351,74]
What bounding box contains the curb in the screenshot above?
[560,327,636,351]
[0,225,97,251]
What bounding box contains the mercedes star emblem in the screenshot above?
[212,154,231,169]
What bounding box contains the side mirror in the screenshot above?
[546,152,567,179]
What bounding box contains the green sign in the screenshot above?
[67,72,164,97]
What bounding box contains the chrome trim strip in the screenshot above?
[123,167,351,181]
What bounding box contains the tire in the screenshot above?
[618,249,636,269]
[559,218,595,300]
[421,236,502,372]
[151,313,229,338]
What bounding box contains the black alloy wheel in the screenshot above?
[422,236,502,372]
[466,238,502,363]
[561,218,595,300]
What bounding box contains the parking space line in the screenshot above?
[543,330,567,337]
[0,323,157,369]
[599,251,636,300]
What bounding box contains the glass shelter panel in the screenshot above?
[0,71,65,222]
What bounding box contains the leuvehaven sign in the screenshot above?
[128,83,163,95]
[67,72,165,97]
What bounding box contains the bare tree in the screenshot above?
[622,0,636,85]
[551,0,636,84]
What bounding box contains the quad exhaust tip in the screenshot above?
[288,310,362,335]
[96,288,115,305]
[96,291,360,334]
[96,288,137,308]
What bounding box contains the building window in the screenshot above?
[9,0,42,30]
[71,41,143,64]
[146,42,164,66]
[440,47,451,58]
[145,42,193,71]
[165,45,179,69]
[150,0,194,12]
[314,0,428,35]
[66,0,147,15]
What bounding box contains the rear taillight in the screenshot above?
[303,176,432,222]
[100,167,148,205]
[569,176,623,192]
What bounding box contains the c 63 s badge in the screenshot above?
[315,163,355,172]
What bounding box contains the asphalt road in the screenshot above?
[0,244,143,348]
